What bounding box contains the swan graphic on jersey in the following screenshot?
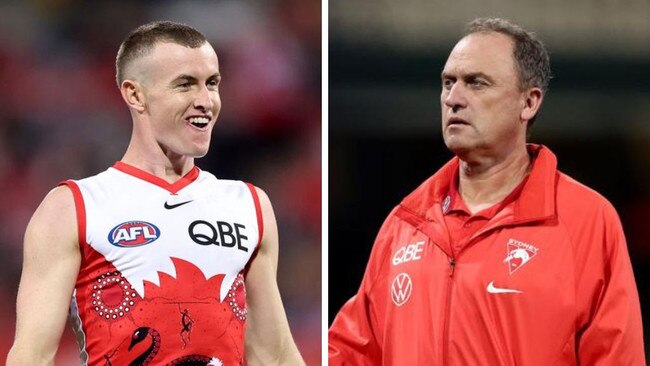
[127,327,223,366]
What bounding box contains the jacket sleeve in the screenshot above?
[328,211,396,366]
[574,201,645,365]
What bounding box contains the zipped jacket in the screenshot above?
[329,145,645,365]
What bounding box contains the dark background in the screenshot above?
[0,0,321,364]
[328,1,650,357]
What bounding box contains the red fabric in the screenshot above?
[329,145,645,365]
[245,183,264,247]
[443,170,527,253]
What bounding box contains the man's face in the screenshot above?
[440,32,527,158]
[138,41,221,158]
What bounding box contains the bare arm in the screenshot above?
[7,186,81,365]
[244,187,305,366]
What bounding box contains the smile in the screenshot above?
[188,116,210,129]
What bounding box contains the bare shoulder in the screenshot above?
[252,185,273,213]
[26,184,79,252]
[33,185,76,224]
[41,184,76,209]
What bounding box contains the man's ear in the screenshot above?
[120,79,146,113]
[520,87,543,123]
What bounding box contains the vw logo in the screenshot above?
[391,273,413,306]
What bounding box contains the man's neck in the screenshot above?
[121,145,195,184]
[119,123,198,183]
[457,145,531,214]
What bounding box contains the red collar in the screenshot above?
[401,144,557,224]
[112,161,200,194]
[444,168,528,219]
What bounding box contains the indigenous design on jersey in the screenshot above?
[63,163,261,366]
[89,270,140,321]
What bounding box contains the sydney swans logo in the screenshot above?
[504,239,539,275]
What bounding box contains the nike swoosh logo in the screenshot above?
[487,281,523,294]
[164,200,193,209]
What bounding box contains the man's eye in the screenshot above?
[469,79,486,87]
[442,79,454,89]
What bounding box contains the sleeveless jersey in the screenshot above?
[62,162,262,366]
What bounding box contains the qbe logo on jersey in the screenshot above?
[108,221,160,248]
[391,273,413,306]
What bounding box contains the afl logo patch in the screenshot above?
[391,273,413,306]
[108,221,160,248]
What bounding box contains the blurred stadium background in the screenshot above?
[329,0,650,357]
[0,0,320,364]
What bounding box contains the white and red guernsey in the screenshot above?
[61,162,262,366]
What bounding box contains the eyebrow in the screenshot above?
[441,71,493,82]
[171,73,221,84]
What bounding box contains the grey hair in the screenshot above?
[466,17,551,93]
[465,17,551,132]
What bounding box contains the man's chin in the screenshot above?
[191,149,209,158]
[188,142,211,158]
[444,137,473,156]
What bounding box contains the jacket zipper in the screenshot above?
[443,256,456,365]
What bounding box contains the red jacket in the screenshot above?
[329,145,645,365]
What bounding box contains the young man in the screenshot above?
[329,18,645,365]
[8,21,305,366]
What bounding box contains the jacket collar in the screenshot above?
[400,144,557,225]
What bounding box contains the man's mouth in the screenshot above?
[448,117,469,126]
[188,116,210,129]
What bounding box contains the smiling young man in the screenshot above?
[329,18,645,365]
[8,21,305,366]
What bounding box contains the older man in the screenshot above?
[329,18,644,365]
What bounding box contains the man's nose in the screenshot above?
[193,85,214,111]
[443,83,467,112]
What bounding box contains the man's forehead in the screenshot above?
[147,41,218,65]
[443,32,515,73]
[128,41,219,85]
